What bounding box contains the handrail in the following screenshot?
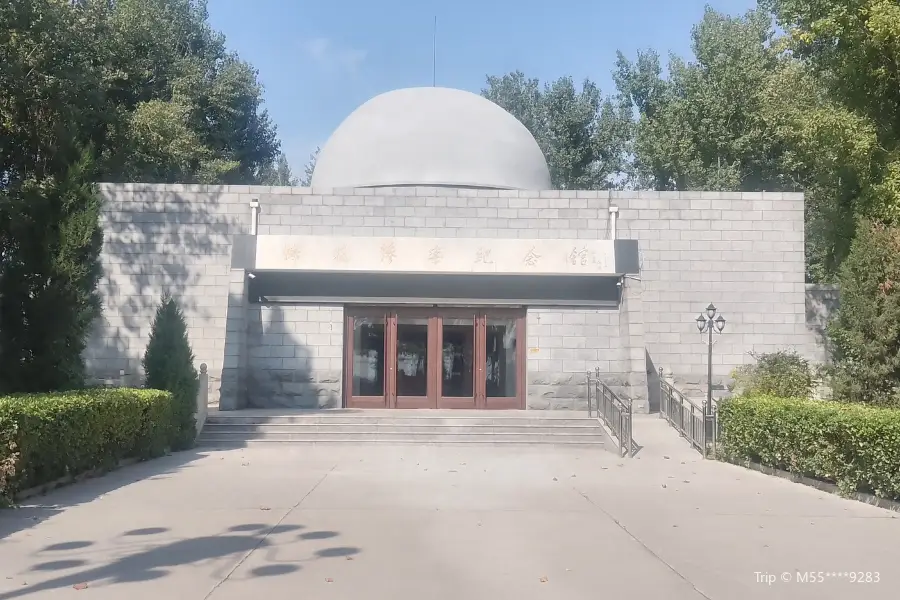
[196,363,209,439]
[586,368,634,458]
[658,368,717,458]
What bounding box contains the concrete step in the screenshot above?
[204,415,594,427]
[197,433,606,446]
[200,424,604,435]
[197,411,607,448]
[199,431,602,443]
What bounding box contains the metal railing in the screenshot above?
[586,368,634,458]
[658,368,717,458]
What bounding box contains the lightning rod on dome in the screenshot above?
[432,15,437,87]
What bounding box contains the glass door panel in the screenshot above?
[346,307,525,410]
[395,316,433,408]
[345,314,388,408]
[438,316,477,409]
[484,317,521,409]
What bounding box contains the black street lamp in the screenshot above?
[696,303,726,427]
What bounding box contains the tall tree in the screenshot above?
[482,72,631,189]
[0,151,103,393]
[300,147,320,187]
[615,7,876,280]
[259,152,298,186]
[763,0,900,223]
[0,0,285,392]
[615,9,787,192]
[97,0,280,184]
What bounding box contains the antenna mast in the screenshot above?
[432,16,437,86]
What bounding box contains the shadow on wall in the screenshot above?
[645,350,660,413]
[85,188,242,393]
[245,304,340,409]
[805,284,839,361]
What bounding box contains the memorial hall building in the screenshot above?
[86,87,824,412]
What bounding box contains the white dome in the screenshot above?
[311,87,551,190]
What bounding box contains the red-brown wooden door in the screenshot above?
[344,308,390,408]
[344,308,525,410]
[436,310,479,409]
[390,311,437,409]
[481,311,526,409]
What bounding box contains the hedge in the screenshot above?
[0,388,177,504]
[718,395,900,501]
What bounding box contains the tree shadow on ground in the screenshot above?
[0,520,360,598]
[0,450,207,541]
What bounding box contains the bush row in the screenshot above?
[718,395,900,501]
[0,388,177,504]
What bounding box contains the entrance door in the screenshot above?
[392,313,434,408]
[436,310,478,409]
[344,308,525,409]
[344,308,390,408]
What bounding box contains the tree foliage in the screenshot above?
[482,72,631,189]
[300,147,320,187]
[259,152,299,186]
[0,0,283,392]
[827,221,900,406]
[614,8,876,280]
[0,151,103,394]
[764,0,900,225]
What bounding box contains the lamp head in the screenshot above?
[714,315,726,333]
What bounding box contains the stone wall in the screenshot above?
[88,184,820,410]
[245,305,343,409]
[87,185,251,404]
[614,192,812,396]
[525,307,628,411]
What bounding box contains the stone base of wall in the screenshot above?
[527,370,646,411]
[247,369,341,409]
[527,370,589,410]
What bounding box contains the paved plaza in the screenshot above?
[1,417,897,599]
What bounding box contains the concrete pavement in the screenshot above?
[0,415,897,599]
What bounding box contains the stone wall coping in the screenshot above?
[95,182,804,202]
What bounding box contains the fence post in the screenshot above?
[658,367,664,419]
[586,370,592,417]
[196,363,209,438]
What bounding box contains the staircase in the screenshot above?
[197,409,607,448]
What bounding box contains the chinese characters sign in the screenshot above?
[256,235,618,275]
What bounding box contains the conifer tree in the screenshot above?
[0,151,103,393]
[143,294,199,449]
[828,221,900,405]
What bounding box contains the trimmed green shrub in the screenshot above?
[0,388,175,504]
[730,350,814,398]
[0,422,18,507]
[718,395,900,500]
[827,221,900,406]
[143,294,199,451]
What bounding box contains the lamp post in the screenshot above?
[696,303,726,455]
